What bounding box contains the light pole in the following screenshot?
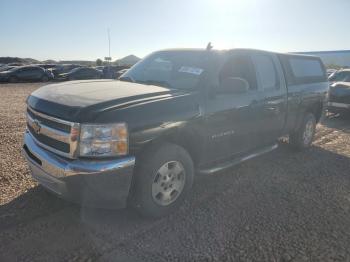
[108,28,111,61]
[105,28,112,65]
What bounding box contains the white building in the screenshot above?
[296,50,350,67]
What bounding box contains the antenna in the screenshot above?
[206,42,213,51]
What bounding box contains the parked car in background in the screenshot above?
[327,69,337,77]
[52,64,81,77]
[100,65,130,79]
[58,67,102,80]
[94,66,105,72]
[328,69,350,83]
[0,66,54,83]
[102,66,117,79]
[35,64,58,70]
[7,62,24,66]
[0,65,17,72]
[23,48,328,218]
[116,68,129,79]
[328,82,350,114]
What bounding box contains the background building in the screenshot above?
[296,50,350,68]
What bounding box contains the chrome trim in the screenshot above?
[27,106,75,126]
[27,131,73,159]
[328,102,350,109]
[27,113,70,144]
[23,131,135,178]
[199,144,278,175]
[26,106,80,159]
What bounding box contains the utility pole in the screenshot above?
[105,28,112,65]
[108,28,111,60]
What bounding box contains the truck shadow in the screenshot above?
[1,142,350,260]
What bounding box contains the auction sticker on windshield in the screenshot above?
[179,66,204,75]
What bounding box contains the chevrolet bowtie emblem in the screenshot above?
[32,120,41,134]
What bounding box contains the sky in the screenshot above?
[0,0,349,61]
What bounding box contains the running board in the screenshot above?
[198,144,278,175]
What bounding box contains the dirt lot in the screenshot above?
[1,83,350,262]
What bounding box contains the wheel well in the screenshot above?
[166,135,200,168]
[306,101,323,123]
[135,131,201,169]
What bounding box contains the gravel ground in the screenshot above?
[1,83,350,261]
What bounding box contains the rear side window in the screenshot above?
[253,54,279,90]
[289,58,324,77]
[279,55,327,85]
[219,54,257,90]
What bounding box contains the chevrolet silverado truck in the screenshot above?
[23,48,329,218]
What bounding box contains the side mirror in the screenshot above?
[219,77,249,94]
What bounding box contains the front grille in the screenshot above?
[26,107,80,158]
[27,109,71,133]
[27,124,70,153]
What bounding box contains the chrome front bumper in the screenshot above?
[328,102,350,109]
[22,131,135,208]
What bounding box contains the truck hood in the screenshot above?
[27,79,193,122]
[329,82,350,103]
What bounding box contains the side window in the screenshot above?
[343,72,350,82]
[32,68,42,75]
[289,58,324,77]
[76,69,84,76]
[219,54,257,90]
[17,68,29,76]
[253,54,279,90]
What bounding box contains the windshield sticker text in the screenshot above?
[179,66,203,75]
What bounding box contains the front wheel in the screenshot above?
[130,143,194,218]
[289,112,316,150]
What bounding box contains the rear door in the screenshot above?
[251,52,288,146]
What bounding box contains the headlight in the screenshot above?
[79,123,128,157]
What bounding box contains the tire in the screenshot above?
[41,75,49,82]
[9,76,17,83]
[289,112,316,150]
[130,143,194,218]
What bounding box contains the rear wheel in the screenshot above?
[130,143,194,218]
[289,112,316,150]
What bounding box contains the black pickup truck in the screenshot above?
[23,48,328,217]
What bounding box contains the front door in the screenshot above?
[204,51,261,163]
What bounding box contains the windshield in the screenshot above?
[0,66,17,72]
[69,67,81,73]
[121,51,209,90]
